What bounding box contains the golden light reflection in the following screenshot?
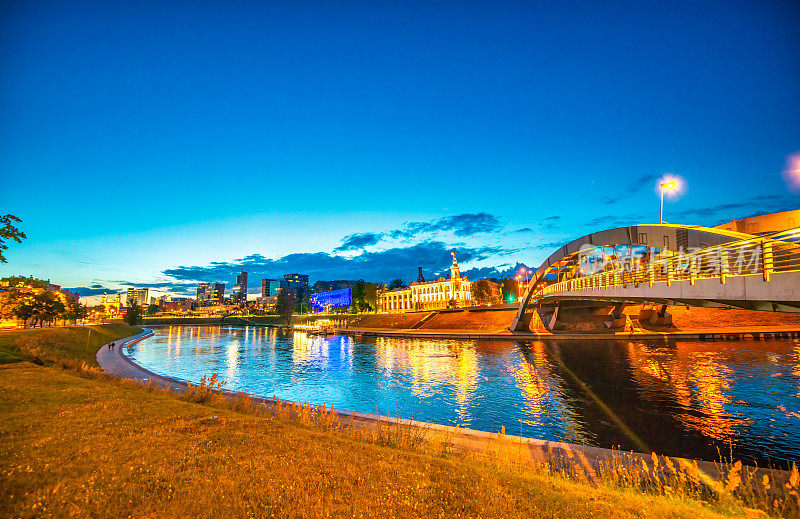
[292,332,330,366]
[174,326,182,358]
[792,340,800,398]
[626,343,735,441]
[511,343,551,427]
[374,338,478,423]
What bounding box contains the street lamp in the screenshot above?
[659,181,676,224]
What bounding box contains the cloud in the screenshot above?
[65,284,119,296]
[109,280,200,295]
[669,194,797,225]
[334,232,384,252]
[461,262,533,280]
[390,213,502,239]
[163,241,517,286]
[331,212,504,251]
[510,216,562,234]
[601,174,660,205]
[532,241,566,251]
[584,214,647,228]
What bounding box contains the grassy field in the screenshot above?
[1,361,747,518]
[0,324,142,366]
[0,325,787,517]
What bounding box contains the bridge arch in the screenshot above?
[509,224,759,331]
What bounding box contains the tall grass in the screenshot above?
[120,371,797,517]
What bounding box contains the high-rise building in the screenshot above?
[282,273,309,296]
[126,288,150,307]
[197,282,225,306]
[261,278,282,297]
[231,270,248,304]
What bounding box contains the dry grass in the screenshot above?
[1,362,745,519]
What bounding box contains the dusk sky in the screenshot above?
[1,0,798,300]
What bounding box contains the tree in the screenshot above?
[64,299,87,323]
[0,215,27,263]
[501,278,519,303]
[5,290,36,327]
[471,279,493,305]
[387,279,406,290]
[0,275,46,288]
[146,304,159,316]
[94,304,106,315]
[34,291,65,326]
[275,290,296,325]
[124,300,143,325]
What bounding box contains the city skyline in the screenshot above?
[1,1,798,299]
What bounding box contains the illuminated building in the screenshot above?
[379,252,473,312]
[261,278,282,297]
[126,288,150,307]
[715,209,800,235]
[100,293,122,314]
[255,296,278,311]
[231,270,248,304]
[282,273,309,297]
[197,282,225,306]
[309,288,352,312]
[161,297,193,313]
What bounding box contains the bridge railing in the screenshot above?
[537,227,800,297]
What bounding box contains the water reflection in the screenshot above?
[129,326,800,467]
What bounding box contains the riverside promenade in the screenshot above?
[338,325,800,341]
[95,329,789,485]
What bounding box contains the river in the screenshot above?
[127,325,800,468]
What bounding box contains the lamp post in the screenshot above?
[659,181,676,224]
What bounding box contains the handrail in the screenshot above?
[533,227,800,298]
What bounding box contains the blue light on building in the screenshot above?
[309,288,352,311]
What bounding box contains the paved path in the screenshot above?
[96,329,185,393]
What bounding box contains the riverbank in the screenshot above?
[115,305,800,344]
[0,325,783,517]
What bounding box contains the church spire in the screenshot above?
[450,251,460,280]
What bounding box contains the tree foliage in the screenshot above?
[0,288,83,327]
[0,214,27,263]
[0,275,47,288]
[124,300,143,325]
[501,278,519,302]
[147,304,159,316]
[351,280,383,313]
[275,290,296,324]
[471,279,493,305]
[387,279,406,290]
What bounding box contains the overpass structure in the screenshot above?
[510,224,800,332]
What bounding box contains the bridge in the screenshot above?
[510,224,800,332]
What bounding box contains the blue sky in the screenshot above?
[1,0,798,300]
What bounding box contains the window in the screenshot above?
[663,235,669,249]
[638,232,647,245]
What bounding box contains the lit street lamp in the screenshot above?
[659,181,676,224]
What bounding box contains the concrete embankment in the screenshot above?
[122,304,800,341]
[341,305,800,341]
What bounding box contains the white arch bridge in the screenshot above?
[509,224,800,332]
